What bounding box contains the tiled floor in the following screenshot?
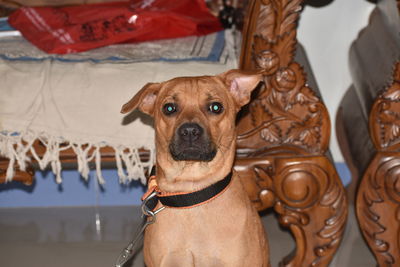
[0,205,374,267]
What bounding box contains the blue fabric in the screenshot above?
[0,17,15,31]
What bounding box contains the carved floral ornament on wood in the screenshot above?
[237,0,330,155]
[370,62,400,150]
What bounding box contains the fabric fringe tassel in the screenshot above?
[0,131,153,185]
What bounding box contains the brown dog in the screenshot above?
[121,70,269,267]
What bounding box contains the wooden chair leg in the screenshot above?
[273,155,348,266]
[356,152,400,266]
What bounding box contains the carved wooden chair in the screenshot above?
[0,0,348,265]
[336,0,400,265]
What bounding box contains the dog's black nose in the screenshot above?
[178,123,203,142]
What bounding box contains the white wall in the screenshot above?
[297,0,375,162]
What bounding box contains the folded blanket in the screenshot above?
[0,31,238,184]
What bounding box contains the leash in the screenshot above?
[114,172,232,267]
[115,191,165,267]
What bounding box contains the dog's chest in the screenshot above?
[146,188,251,240]
[143,182,268,267]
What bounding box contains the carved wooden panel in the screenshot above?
[237,0,330,155]
[235,155,347,266]
[234,2,347,265]
[356,152,400,266]
[369,62,400,151]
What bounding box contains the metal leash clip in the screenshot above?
[115,191,165,267]
[141,191,165,219]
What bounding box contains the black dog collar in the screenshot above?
[144,172,232,210]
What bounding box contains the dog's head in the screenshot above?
[121,70,262,182]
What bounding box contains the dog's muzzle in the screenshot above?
[169,122,217,161]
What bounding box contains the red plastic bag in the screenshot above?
[8,0,222,54]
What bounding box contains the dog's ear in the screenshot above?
[121,82,161,116]
[219,69,263,108]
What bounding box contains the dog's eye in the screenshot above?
[163,103,177,115]
[208,102,224,114]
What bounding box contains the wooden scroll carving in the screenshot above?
[235,0,348,266]
[235,155,347,266]
[357,62,400,266]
